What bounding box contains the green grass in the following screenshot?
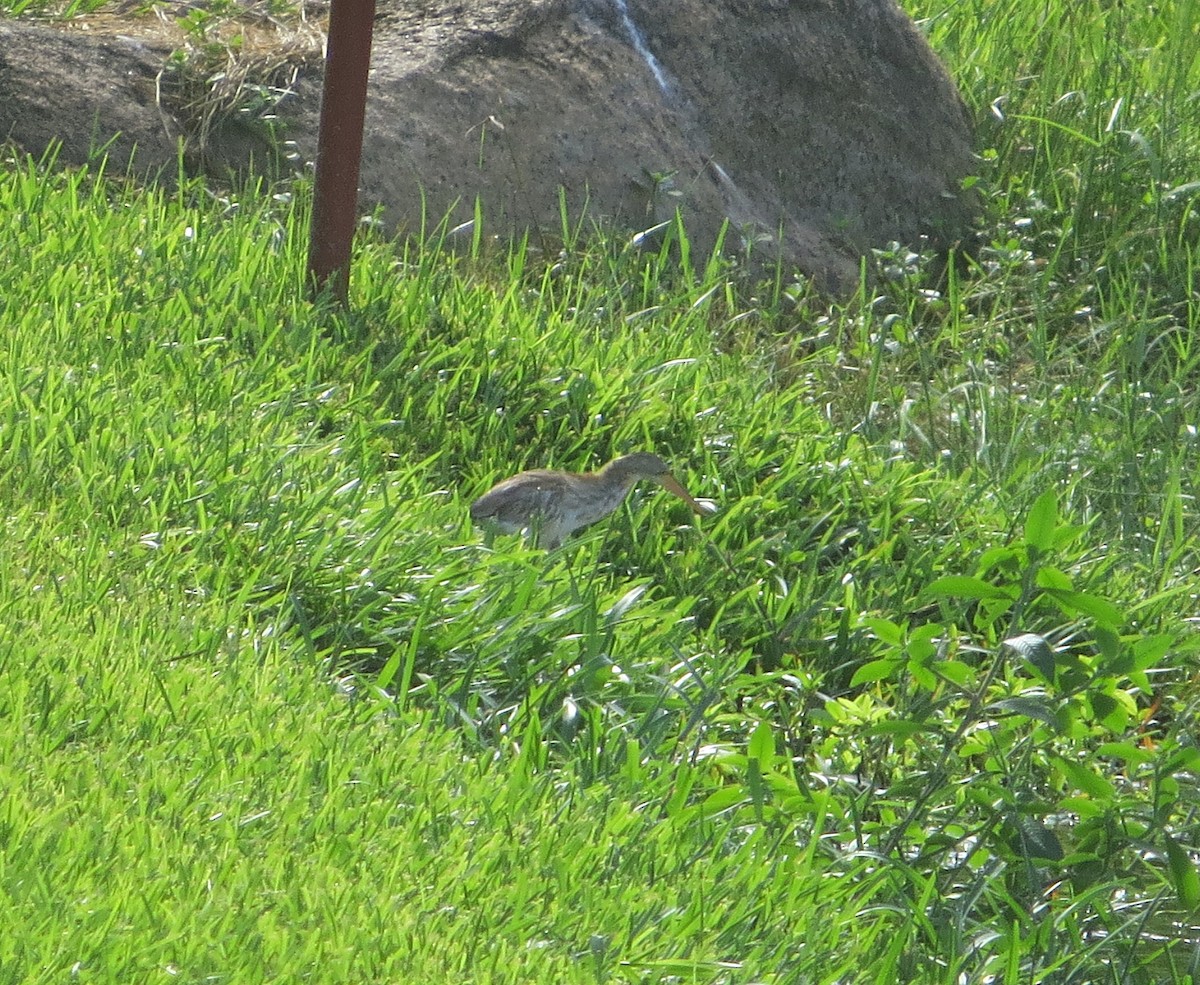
[2,0,1200,982]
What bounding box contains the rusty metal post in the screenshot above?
[307,0,377,304]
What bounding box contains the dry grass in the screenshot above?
[47,1,325,166]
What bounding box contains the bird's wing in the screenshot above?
[470,471,569,526]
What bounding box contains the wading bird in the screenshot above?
[469,452,715,549]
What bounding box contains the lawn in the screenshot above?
[1,0,1199,982]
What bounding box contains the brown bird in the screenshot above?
[470,451,715,549]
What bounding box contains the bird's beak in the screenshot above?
[654,473,718,515]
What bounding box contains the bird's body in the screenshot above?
[469,452,713,549]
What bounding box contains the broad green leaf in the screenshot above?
[1096,741,1156,767]
[936,660,973,687]
[908,658,938,690]
[1164,745,1200,773]
[977,545,1021,575]
[762,771,800,799]
[698,785,748,820]
[1044,589,1123,630]
[1059,796,1107,820]
[993,696,1063,732]
[1035,566,1072,590]
[907,634,937,662]
[851,657,900,686]
[909,623,942,646]
[1013,815,1065,863]
[863,616,904,645]
[1066,853,1107,889]
[1164,833,1200,909]
[1087,691,1128,731]
[1023,488,1059,553]
[866,720,924,739]
[1053,523,1087,549]
[1004,632,1055,682]
[747,719,775,772]
[1054,757,1115,800]
[924,575,1014,601]
[1105,633,1173,675]
[1093,625,1122,662]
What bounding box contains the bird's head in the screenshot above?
[604,453,717,516]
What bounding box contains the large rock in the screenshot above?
[0,0,978,289]
[0,18,179,177]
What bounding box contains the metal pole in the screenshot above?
[307,0,377,304]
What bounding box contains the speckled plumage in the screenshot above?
[469,452,711,549]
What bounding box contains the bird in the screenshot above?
[469,451,715,550]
